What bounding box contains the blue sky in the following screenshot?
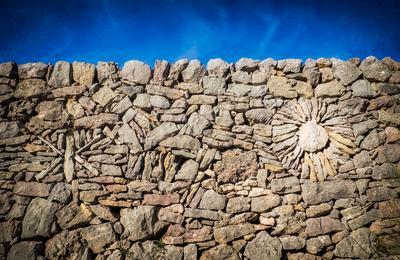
[0,0,399,67]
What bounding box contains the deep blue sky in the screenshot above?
[1,0,399,67]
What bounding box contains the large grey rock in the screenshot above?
[267,76,298,98]
[7,241,44,260]
[302,180,357,205]
[0,191,12,215]
[236,58,258,72]
[14,79,48,98]
[101,163,122,176]
[182,60,205,83]
[226,196,251,214]
[120,206,157,241]
[18,62,48,79]
[183,208,219,220]
[92,86,117,106]
[80,223,117,253]
[244,231,282,260]
[0,121,19,139]
[294,80,313,98]
[366,187,397,202]
[214,223,255,243]
[48,183,72,204]
[21,198,58,238]
[159,135,201,150]
[251,194,281,212]
[0,220,21,242]
[48,61,72,86]
[56,203,93,229]
[176,82,203,94]
[251,70,269,84]
[351,79,377,97]
[334,228,376,258]
[144,122,179,150]
[202,76,226,95]
[74,113,119,128]
[175,159,199,181]
[72,62,96,86]
[146,85,185,99]
[51,84,87,97]
[305,216,345,237]
[184,244,198,260]
[118,123,143,152]
[207,58,230,77]
[231,70,251,84]
[168,59,189,80]
[279,236,306,250]
[306,235,332,254]
[259,58,277,72]
[360,56,392,82]
[182,112,210,137]
[127,241,165,259]
[271,176,300,194]
[164,245,183,259]
[353,150,372,168]
[90,205,118,223]
[315,80,345,98]
[112,96,132,114]
[347,209,380,230]
[199,189,227,210]
[215,110,233,127]
[377,143,400,163]
[133,93,152,110]
[200,244,239,260]
[14,181,49,197]
[121,60,151,85]
[306,203,332,218]
[372,163,398,180]
[360,129,381,150]
[332,59,362,86]
[150,95,170,109]
[227,83,253,96]
[277,59,302,73]
[352,119,378,137]
[35,100,64,121]
[97,61,118,82]
[0,62,17,78]
[187,94,216,105]
[245,109,274,124]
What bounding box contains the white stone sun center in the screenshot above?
[297,120,329,153]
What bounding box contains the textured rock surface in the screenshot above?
[0,57,399,259]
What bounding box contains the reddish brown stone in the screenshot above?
[143,194,180,206]
[162,224,185,245]
[305,217,345,237]
[13,182,49,197]
[379,199,400,218]
[215,149,258,184]
[183,226,213,243]
[98,199,132,208]
[51,85,87,97]
[367,95,396,111]
[105,184,127,193]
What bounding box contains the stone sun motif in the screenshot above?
[271,97,356,182]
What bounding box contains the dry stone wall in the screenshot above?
[0,56,400,259]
